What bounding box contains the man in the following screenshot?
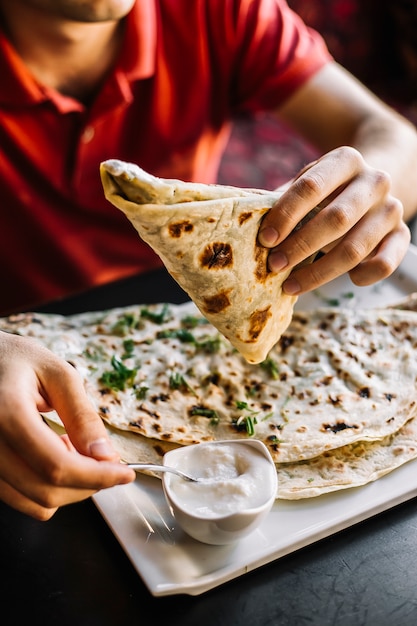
[1,0,417,520]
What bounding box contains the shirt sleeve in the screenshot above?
[211,0,333,113]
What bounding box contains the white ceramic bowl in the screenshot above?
[162,439,278,545]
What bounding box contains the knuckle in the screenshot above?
[377,256,398,277]
[334,145,363,168]
[41,459,67,491]
[339,144,360,159]
[385,195,404,220]
[37,492,60,510]
[293,171,326,199]
[340,238,367,266]
[325,202,352,231]
[32,508,56,522]
[370,168,391,193]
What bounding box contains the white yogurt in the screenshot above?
[166,442,277,518]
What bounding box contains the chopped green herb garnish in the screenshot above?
[181,315,209,328]
[111,313,139,336]
[280,396,291,421]
[134,385,149,399]
[156,328,196,342]
[235,414,257,436]
[121,338,135,359]
[156,328,221,353]
[195,335,221,354]
[234,401,273,435]
[234,401,261,435]
[190,406,219,424]
[260,357,279,380]
[99,355,138,391]
[140,303,170,324]
[169,372,197,395]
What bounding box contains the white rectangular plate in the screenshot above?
[94,243,417,597]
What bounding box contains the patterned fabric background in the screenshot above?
[218,0,417,193]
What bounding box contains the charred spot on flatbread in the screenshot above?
[322,421,359,434]
[239,211,254,225]
[202,290,231,314]
[200,243,233,269]
[153,443,170,457]
[247,306,272,342]
[168,221,194,238]
[278,334,296,352]
[254,245,269,282]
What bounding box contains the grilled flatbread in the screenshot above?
[45,414,179,472]
[4,301,417,470]
[100,160,318,364]
[277,416,417,499]
[44,409,417,500]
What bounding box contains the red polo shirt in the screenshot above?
[0,0,331,314]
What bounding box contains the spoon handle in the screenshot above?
[127,463,198,482]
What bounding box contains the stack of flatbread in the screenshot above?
[3,294,417,500]
[3,162,417,501]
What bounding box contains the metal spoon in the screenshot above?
[127,463,199,482]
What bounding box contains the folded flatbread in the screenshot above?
[100,160,318,364]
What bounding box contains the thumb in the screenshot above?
[40,359,120,462]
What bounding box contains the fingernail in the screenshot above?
[283,278,300,295]
[259,226,279,247]
[90,437,113,458]
[269,251,288,272]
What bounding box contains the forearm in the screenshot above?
[278,62,417,223]
[351,109,417,223]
